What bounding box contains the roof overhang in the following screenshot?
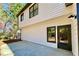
[16,3,32,17]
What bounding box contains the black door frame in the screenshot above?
[57,24,72,51]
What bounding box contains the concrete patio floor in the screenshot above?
[1,41,73,56]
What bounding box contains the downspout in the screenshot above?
[76,3,79,56]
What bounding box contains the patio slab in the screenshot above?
[7,41,73,56]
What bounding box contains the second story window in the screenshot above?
[29,3,38,18]
[20,13,24,22]
[65,3,73,7]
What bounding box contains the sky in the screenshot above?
[2,3,9,11]
[2,3,13,16]
[0,4,9,30]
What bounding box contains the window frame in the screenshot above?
[20,13,24,22]
[47,26,56,43]
[29,3,38,18]
[65,3,73,7]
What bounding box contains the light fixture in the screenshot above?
[68,15,76,19]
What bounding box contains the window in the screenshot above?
[65,3,73,7]
[29,3,38,18]
[20,13,24,22]
[47,26,56,43]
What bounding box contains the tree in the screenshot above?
[0,3,25,40]
[9,3,25,19]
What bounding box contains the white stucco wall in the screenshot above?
[71,18,78,56]
[21,14,78,56]
[71,4,78,56]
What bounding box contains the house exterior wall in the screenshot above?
[21,14,78,56]
[19,3,74,28]
[18,3,78,56]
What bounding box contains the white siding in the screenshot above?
[19,3,67,28]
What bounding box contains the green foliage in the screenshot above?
[10,3,26,19]
[0,8,8,22]
[0,4,25,40]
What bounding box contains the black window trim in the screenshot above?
[20,13,24,22]
[47,26,56,43]
[29,3,38,18]
[65,3,73,7]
